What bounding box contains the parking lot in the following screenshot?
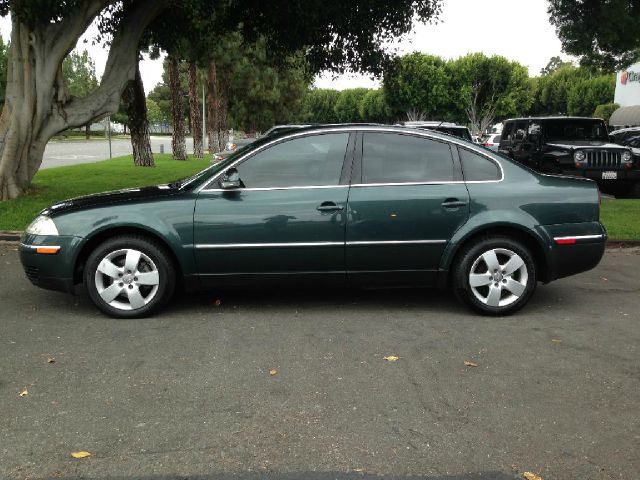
[1,243,638,480]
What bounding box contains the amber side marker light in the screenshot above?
[36,247,60,254]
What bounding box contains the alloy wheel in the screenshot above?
[94,248,160,311]
[468,248,528,308]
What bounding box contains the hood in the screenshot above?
[546,140,627,149]
[42,185,180,216]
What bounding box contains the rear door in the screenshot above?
[345,131,470,286]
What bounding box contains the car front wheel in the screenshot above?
[453,236,537,315]
[85,235,176,318]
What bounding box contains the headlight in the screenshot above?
[622,150,633,163]
[574,151,586,162]
[25,215,59,236]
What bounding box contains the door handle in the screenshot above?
[316,201,344,212]
[442,198,467,209]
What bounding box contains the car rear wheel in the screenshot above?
[453,236,537,315]
[85,235,175,318]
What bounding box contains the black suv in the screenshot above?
[499,117,639,195]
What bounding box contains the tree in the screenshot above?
[359,89,391,123]
[334,88,368,123]
[187,61,203,157]
[146,99,163,125]
[0,0,442,200]
[593,103,619,123]
[62,49,99,139]
[0,36,8,107]
[121,61,154,166]
[147,83,172,125]
[548,0,640,70]
[448,53,533,133]
[383,53,451,120]
[301,89,340,123]
[540,56,573,76]
[168,55,187,161]
[566,75,615,117]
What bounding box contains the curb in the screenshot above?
[0,231,21,242]
[1,230,639,248]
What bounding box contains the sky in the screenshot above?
[0,0,573,93]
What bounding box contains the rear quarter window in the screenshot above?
[459,148,501,181]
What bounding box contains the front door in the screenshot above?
[346,132,470,285]
[194,132,354,286]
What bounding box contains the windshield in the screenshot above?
[545,119,609,142]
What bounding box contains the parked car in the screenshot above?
[404,121,473,142]
[21,125,606,318]
[499,116,639,196]
[610,126,640,148]
[481,133,501,151]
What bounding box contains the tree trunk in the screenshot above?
[85,124,90,140]
[169,55,187,161]
[123,62,154,167]
[206,60,219,153]
[187,61,203,158]
[0,0,170,200]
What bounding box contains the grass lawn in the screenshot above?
[600,198,640,241]
[0,155,638,240]
[0,154,209,231]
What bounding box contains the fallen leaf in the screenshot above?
[353,468,365,472]
[70,451,91,459]
[47,357,55,363]
[523,472,543,480]
[383,355,400,362]
[601,277,608,282]
[19,389,28,397]
[464,360,478,367]
[551,339,562,344]
[213,299,222,307]
[269,368,277,376]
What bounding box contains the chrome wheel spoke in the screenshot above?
[136,270,159,286]
[97,259,123,279]
[503,278,526,297]
[124,249,142,273]
[503,256,525,276]
[99,283,123,303]
[486,285,502,307]
[469,273,493,287]
[482,250,500,273]
[126,287,146,310]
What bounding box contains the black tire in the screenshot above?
[84,235,176,318]
[453,236,537,316]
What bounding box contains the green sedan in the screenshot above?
[20,125,607,318]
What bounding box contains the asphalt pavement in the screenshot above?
[0,244,638,480]
[41,137,254,169]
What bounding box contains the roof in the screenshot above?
[503,116,603,122]
[404,121,461,127]
[609,106,640,127]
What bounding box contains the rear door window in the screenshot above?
[459,148,501,181]
[362,133,454,184]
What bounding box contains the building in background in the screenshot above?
[611,62,640,128]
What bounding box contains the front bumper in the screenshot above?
[19,234,82,294]
[560,168,640,182]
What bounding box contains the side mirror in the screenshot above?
[220,168,242,189]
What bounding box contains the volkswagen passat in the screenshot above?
[20,125,606,318]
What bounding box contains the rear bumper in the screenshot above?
[540,223,607,282]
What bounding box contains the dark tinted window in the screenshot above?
[362,133,454,183]
[544,119,609,141]
[493,135,501,143]
[459,148,501,181]
[502,122,514,141]
[235,133,349,188]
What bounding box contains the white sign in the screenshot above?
[615,62,640,107]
